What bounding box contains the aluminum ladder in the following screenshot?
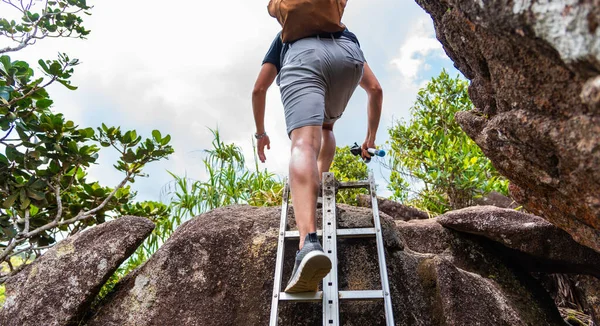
[269,172,394,326]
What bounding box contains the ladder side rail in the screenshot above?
[322,172,340,326]
[369,172,395,326]
[269,180,291,326]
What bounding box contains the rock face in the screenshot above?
[90,205,565,326]
[473,191,519,209]
[0,216,154,326]
[357,194,429,220]
[438,206,600,277]
[415,0,600,252]
[575,275,600,324]
[395,218,566,326]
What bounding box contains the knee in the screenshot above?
[291,137,319,157]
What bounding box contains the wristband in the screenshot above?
[254,132,267,139]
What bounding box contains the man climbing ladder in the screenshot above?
[251,0,383,293]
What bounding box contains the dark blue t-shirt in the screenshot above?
[262,29,361,73]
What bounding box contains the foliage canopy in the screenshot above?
[386,70,508,215]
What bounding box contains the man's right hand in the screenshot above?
[361,139,376,161]
[257,135,271,163]
[359,62,383,162]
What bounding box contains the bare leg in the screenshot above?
[289,125,322,249]
[317,123,336,177]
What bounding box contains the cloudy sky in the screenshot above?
[3,0,459,202]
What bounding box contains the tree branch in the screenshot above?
[1,74,59,108]
[1,0,24,12]
[23,203,30,233]
[52,179,62,222]
[0,123,15,142]
[0,1,72,54]
[22,171,132,239]
[0,238,24,262]
[8,243,53,258]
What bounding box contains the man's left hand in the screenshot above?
[257,135,271,163]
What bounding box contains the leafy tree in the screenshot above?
[329,146,369,205]
[387,70,508,215]
[0,0,91,54]
[0,0,173,282]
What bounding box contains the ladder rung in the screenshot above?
[278,290,383,303]
[285,230,322,239]
[337,228,376,238]
[339,290,384,301]
[284,228,375,240]
[338,180,370,189]
[279,291,323,302]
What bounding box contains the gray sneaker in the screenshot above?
[284,232,332,293]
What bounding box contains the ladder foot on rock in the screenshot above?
[269,172,394,326]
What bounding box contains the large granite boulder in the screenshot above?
[415,0,600,252]
[0,216,154,326]
[356,194,429,221]
[395,218,566,325]
[89,205,565,325]
[473,191,519,209]
[438,206,600,277]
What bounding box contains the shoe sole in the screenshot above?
[284,251,332,293]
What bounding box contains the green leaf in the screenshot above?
[30,179,46,189]
[20,197,31,210]
[2,193,18,209]
[0,153,7,165]
[26,189,46,201]
[123,131,132,143]
[68,141,78,153]
[29,204,39,216]
[1,56,12,71]
[161,135,171,146]
[57,79,78,90]
[2,226,17,238]
[49,62,62,75]
[152,130,161,142]
[49,160,60,173]
[82,127,94,138]
[6,146,18,161]
[123,149,135,163]
[93,188,106,197]
[20,188,27,204]
[38,59,50,73]
[36,98,53,109]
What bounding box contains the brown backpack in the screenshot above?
[267,0,347,43]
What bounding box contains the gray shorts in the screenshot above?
[277,36,365,137]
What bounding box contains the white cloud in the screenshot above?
[391,17,445,87]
